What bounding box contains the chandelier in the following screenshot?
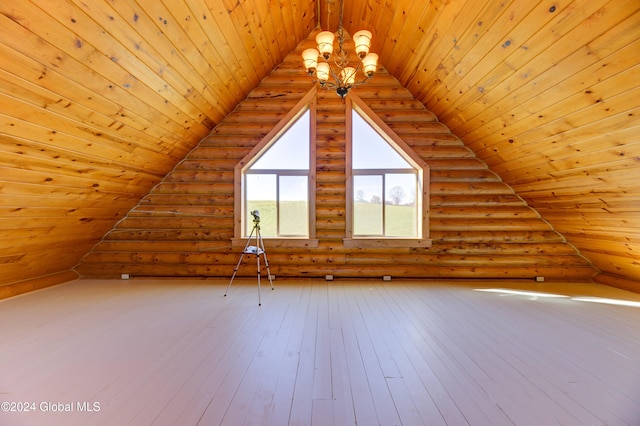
[302,0,378,97]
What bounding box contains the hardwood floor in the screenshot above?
[1,278,639,425]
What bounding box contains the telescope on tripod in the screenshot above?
[225,210,274,306]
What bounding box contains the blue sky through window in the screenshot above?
[352,110,412,170]
[250,110,310,170]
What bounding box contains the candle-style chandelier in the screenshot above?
[302,0,378,98]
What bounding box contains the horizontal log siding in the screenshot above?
[76,38,597,282]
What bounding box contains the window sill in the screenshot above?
[232,238,319,248]
[343,238,432,248]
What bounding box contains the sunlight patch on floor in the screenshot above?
[475,288,640,308]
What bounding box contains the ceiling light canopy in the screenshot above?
[302,0,378,97]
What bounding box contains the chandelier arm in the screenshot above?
[333,51,349,69]
[350,74,373,87]
[311,75,337,89]
[327,61,344,87]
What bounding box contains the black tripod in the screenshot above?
[225,211,274,305]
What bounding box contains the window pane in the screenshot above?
[251,110,310,170]
[353,175,383,235]
[279,176,308,236]
[245,174,276,237]
[385,173,417,237]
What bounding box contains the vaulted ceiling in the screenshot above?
[1,0,638,296]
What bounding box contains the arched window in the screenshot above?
[345,95,431,248]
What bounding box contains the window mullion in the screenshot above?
[382,173,386,236]
[276,172,281,237]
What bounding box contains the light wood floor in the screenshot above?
[1,278,639,426]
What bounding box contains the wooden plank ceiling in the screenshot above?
[0,0,638,296]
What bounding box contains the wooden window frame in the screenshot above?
[232,87,319,248]
[344,94,432,248]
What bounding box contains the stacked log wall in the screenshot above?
[76,39,597,282]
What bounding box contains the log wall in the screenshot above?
[76,38,598,282]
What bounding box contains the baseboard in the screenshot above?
[594,273,640,294]
[0,270,79,300]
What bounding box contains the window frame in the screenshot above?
[344,94,432,248]
[233,88,318,248]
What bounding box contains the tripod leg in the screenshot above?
[225,252,245,297]
[257,228,274,291]
[256,252,262,306]
[226,224,258,298]
[262,253,274,291]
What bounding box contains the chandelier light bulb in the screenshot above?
[315,31,335,60]
[340,67,357,87]
[362,53,378,77]
[302,48,319,75]
[316,62,330,84]
[353,30,372,59]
